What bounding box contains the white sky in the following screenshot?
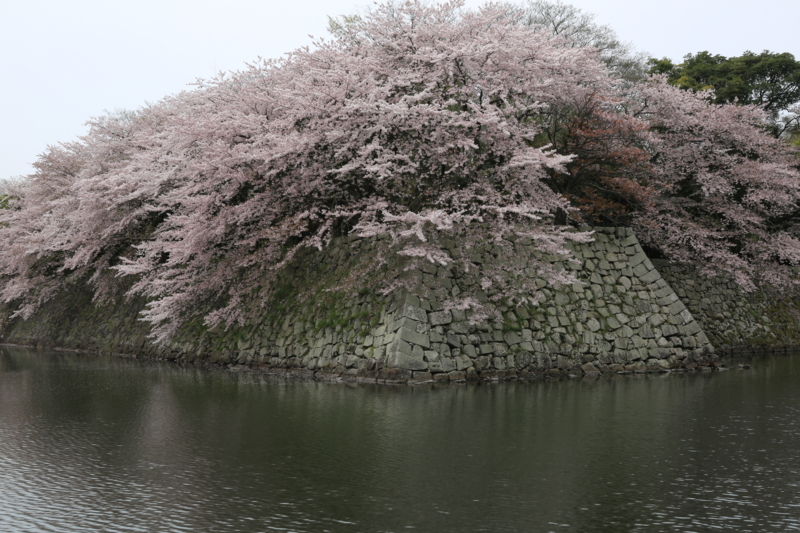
[2,0,798,181]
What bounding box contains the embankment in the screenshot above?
[2,227,798,382]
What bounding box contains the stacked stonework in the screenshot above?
[0,227,735,383]
[308,227,717,382]
[655,261,800,354]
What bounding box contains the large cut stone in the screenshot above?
[397,326,431,348]
[386,339,428,370]
[429,310,452,326]
[661,324,679,337]
[640,269,661,284]
[581,362,601,374]
[668,300,687,315]
[402,303,428,323]
[629,251,648,266]
[586,317,601,332]
[503,331,522,345]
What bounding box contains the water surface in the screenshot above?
[2,346,800,532]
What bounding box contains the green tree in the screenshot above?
[649,50,800,137]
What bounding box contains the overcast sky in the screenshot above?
[2,0,798,181]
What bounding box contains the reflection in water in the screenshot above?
[2,347,800,532]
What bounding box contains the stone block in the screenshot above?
[629,251,647,266]
[386,349,428,371]
[402,303,428,323]
[647,358,670,369]
[557,355,574,369]
[390,316,418,332]
[581,362,601,374]
[654,292,677,306]
[555,292,571,305]
[504,331,522,345]
[440,358,456,372]
[492,357,507,370]
[397,326,431,348]
[429,310,452,326]
[462,344,478,358]
[618,325,635,338]
[378,368,412,382]
[640,269,661,284]
[448,370,467,381]
[428,361,445,374]
[632,263,648,278]
[661,324,679,337]
[684,321,702,335]
[451,322,470,334]
[386,338,411,357]
[654,286,673,298]
[436,343,451,357]
[415,322,430,334]
[516,341,533,354]
[667,315,683,325]
[668,300,687,315]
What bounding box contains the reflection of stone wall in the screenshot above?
[654,261,800,355]
[1,227,796,383]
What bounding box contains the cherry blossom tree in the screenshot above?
[630,77,800,288]
[508,0,649,82]
[2,0,798,343]
[0,0,608,340]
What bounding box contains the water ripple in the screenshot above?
[3,348,800,532]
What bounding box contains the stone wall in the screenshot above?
[1,227,796,383]
[364,227,717,382]
[654,261,800,355]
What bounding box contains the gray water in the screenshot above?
[2,347,800,532]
